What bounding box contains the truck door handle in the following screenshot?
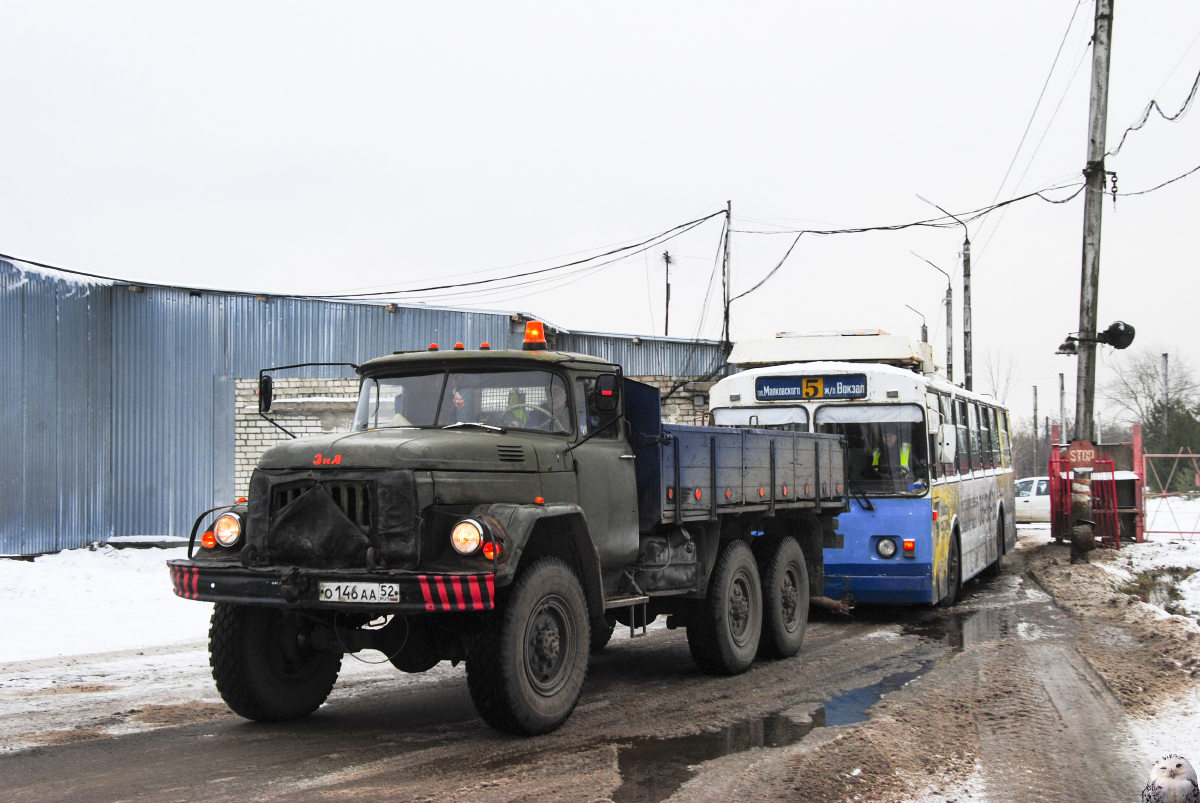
[620,454,636,460]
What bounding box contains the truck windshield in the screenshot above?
[814,404,929,496]
[353,370,572,434]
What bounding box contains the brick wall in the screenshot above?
[628,375,714,425]
[233,374,714,495]
[234,378,358,498]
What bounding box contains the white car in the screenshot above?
[1015,476,1051,523]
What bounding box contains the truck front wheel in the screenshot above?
[758,536,809,659]
[466,557,591,735]
[209,603,342,722]
[687,540,763,675]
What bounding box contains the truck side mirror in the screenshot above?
[936,423,957,464]
[596,374,619,412]
[259,375,274,414]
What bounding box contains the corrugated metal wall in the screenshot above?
[0,259,724,554]
[554,331,724,378]
[1,263,113,553]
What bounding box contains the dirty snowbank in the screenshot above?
[1020,505,1200,775]
[0,546,212,662]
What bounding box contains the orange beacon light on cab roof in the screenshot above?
[522,321,547,351]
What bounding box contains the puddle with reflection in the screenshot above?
[611,660,937,803]
[610,603,1024,803]
[612,710,825,803]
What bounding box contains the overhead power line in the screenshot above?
[726,181,1087,303]
[308,212,725,299]
[987,0,1090,213]
[1117,160,1200,196]
[1108,63,1200,157]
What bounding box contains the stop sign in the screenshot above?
[1069,440,1096,472]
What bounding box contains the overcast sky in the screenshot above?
[2,1,1197,426]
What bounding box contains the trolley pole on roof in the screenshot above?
[1074,0,1114,444]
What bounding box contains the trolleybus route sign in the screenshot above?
[755,374,868,401]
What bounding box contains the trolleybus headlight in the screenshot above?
[451,519,484,555]
[213,513,242,547]
[876,537,898,559]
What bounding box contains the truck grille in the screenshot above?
[271,481,373,531]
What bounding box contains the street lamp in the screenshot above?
[910,251,953,383]
[904,305,928,345]
[917,194,972,391]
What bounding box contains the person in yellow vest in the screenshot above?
[872,431,912,476]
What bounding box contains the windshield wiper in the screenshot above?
[848,480,876,511]
[442,422,505,433]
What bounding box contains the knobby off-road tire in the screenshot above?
[758,537,810,659]
[983,514,1006,578]
[938,534,962,608]
[209,603,342,722]
[466,557,591,735]
[687,540,763,675]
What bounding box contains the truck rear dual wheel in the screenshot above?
[209,603,342,722]
[758,537,809,659]
[687,540,763,675]
[466,557,591,735]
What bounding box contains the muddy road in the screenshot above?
[0,535,1175,802]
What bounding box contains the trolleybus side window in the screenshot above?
[955,398,970,475]
[936,391,954,479]
[980,405,993,470]
[987,407,1001,468]
[999,409,1013,467]
[967,403,981,472]
[926,393,942,482]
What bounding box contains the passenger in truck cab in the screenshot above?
[548,382,571,433]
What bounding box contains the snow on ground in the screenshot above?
[0,545,212,662]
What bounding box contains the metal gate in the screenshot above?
[1142,449,1200,537]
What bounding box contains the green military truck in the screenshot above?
[168,323,848,735]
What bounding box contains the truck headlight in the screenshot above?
[875,537,897,559]
[213,513,242,547]
[451,519,484,555]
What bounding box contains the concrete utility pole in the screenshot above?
[1059,373,1066,443]
[962,237,972,392]
[1163,352,1170,441]
[911,252,953,382]
[721,200,732,364]
[1074,0,1115,443]
[662,250,672,338]
[1033,386,1039,471]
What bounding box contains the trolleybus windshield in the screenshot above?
[815,404,929,496]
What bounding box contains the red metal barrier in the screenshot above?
[1048,448,1120,549]
[1049,448,1071,543]
[1093,458,1119,549]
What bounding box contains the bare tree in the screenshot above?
[1102,347,1198,425]
[981,348,1019,405]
